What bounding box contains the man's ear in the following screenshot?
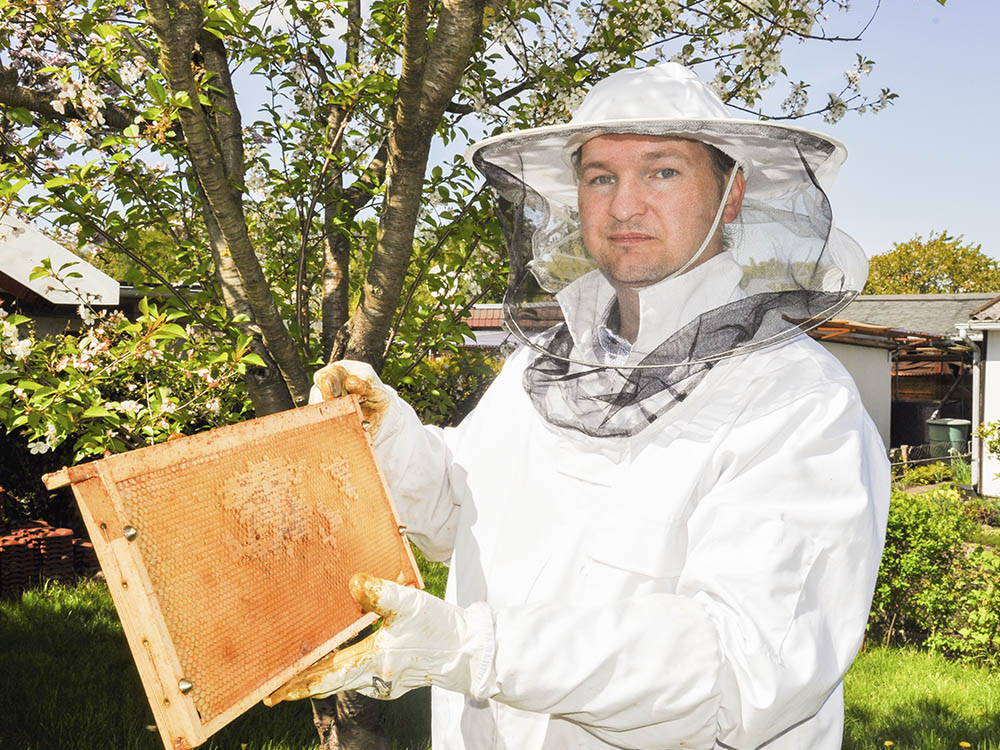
[723,170,746,223]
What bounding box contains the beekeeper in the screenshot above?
[269,63,890,750]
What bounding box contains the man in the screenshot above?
[268,63,889,749]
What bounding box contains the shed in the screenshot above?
[962,294,1000,495]
[0,215,121,336]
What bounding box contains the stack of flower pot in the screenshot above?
[0,521,100,597]
[0,536,35,597]
[39,527,75,584]
[73,539,99,576]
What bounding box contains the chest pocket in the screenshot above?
[580,514,687,601]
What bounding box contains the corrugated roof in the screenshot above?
[461,303,971,360]
[969,294,1000,322]
[838,293,997,336]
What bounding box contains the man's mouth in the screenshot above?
[608,232,653,243]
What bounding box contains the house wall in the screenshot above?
[820,341,891,449]
[982,330,1000,496]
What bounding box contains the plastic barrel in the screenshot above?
[926,418,971,459]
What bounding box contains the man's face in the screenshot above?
[577,134,745,288]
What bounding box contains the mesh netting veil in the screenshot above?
[469,71,867,438]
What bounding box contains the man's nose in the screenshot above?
[608,177,647,222]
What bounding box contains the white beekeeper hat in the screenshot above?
[467,62,848,210]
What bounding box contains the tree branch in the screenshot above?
[0,66,139,132]
[342,0,487,369]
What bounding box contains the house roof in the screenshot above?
[837,293,997,337]
[463,304,971,360]
[969,293,1000,323]
[0,215,119,306]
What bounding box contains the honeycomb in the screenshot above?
[48,397,420,747]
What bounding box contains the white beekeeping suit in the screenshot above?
[275,63,890,750]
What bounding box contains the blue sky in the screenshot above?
[781,0,997,259]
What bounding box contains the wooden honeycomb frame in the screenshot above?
[43,396,421,750]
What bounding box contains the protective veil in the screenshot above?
[465,62,868,437]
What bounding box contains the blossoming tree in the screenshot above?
[1,0,895,418]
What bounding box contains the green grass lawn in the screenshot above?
[0,578,429,750]
[845,646,1000,750]
[4,578,1000,749]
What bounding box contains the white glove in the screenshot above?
[309,360,391,436]
[264,573,496,704]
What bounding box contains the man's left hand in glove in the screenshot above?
[264,573,496,704]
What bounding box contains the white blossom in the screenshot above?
[117,399,143,414]
[66,120,88,145]
[118,58,146,86]
[824,93,847,124]
[781,81,809,117]
[7,338,32,361]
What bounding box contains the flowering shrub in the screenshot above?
[390,350,503,427]
[0,298,255,463]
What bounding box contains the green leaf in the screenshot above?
[241,352,266,367]
[82,405,115,418]
[156,323,189,339]
[147,78,167,104]
[6,107,33,126]
[44,176,73,189]
[0,177,30,197]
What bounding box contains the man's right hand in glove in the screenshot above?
[310,360,391,436]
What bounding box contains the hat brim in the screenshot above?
[466,118,847,208]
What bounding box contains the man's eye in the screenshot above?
[588,174,614,186]
[655,168,678,179]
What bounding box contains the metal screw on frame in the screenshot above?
[123,525,138,541]
[178,679,194,694]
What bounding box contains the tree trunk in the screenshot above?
[311,692,388,750]
[341,0,486,371]
[198,182,295,414]
[144,0,312,405]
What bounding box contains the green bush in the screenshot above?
[870,487,974,648]
[924,545,1000,668]
[870,487,1000,668]
[390,350,502,427]
[900,462,953,487]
